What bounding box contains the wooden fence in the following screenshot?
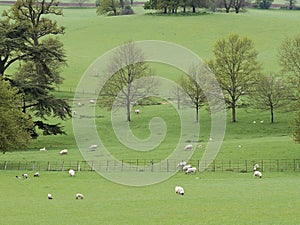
[1,159,300,173]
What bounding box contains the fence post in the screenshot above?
[167,159,169,172]
[77,161,80,172]
[245,160,248,172]
[136,159,138,171]
[91,161,94,171]
[61,161,64,171]
[47,162,50,171]
[4,161,7,170]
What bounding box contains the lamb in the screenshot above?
[175,186,184,195]
[75,193,85,199]
[60,149,68,155]
[48,193,53,200]
[34,172,40,177]
[182,164,192,171]
[185,167,197,174]
[253,163,259,171]
[22,173,28,179]
[69,169,75,177]
[134,109,140,114]
[184,144,193,151]
[177,161,187,168]
[40,147,46,151]
[89,144,97,151]
[254,170,262,178]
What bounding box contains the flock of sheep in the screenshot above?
[16,169,85,200]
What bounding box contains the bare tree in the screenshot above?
[250,74,290,123]
[178,64,207,123]
[100,41,155,122]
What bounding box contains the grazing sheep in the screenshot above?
[134,109,140,114]
[177,161,187,168]
[40,147,46,151]
[253,163,259,171]
[185,167,197,174]
[75,193,85,199]
[60,149,68,155]
[184,144,193,151]
[16,176,20,179]
[48,193,53,200]
[89,99,95,104]
[253,121,256,124]
[34,172,40,177]
[22,173,28,179]
[260,120,264,123]
[89,144,97,151]
[254,170,262,178]
[69,169,75,177]
[182,164,192,172]
[175,186,184,195]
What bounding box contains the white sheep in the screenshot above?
[175,186,184,195]
[254,170,262,178]
[34,172,40,177]
[89,99,95,104]
[134,109,140,114]
[22,173,28,179]
[40,147,46,151]
[69,169,75,177]
[184,144,193,151]
[60,149,68,155]
[48,193,53,200]
[185,167,197,174]
[75,193,85,199]
[177,161,187,168]
[89,144,97,151]
[253,163,259,171]
[182,164,192,171]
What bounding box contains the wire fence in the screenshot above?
[1,159,300,173]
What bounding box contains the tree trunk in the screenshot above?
[192,6,196,13]
[196,105,199,123]
[270,105,274,123]
[231,101,236,122]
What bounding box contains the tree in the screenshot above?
[97,0,119,15]
[233,0,246,13]
[208,34,261,122]
[250,74,290,123]
[1,0,71,137]
[100,41,155,122]
[178,64,206,123]
[0,79,33,154]
[254,0,273,9]
[223,0,234,13]
[286,0,297,9]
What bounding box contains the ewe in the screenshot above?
[69,169,75,177]
[34,172,40,177]
[48,193,53,200]
[60,149,68,155]
[40,147,46,151]
[175,186,184,195]
[75,193,85,199]
[254,170,262,178]
[177,161,187,168]
[22,173,28,179]
[253,163,259,171]
[182,164,192,172]
[134,109,140,114]
[89,144,97,151]
[184,144,193,151]
[185,167,197,174]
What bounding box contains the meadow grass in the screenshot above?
[1,170,300,225]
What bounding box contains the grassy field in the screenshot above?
[0,4,300,225]
[1,171,300,225]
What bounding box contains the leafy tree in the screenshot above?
[178,64,206,123]
[254,0,273,9]
[0,79,33,154]
[223,0,234,13]
[99,41,155,122]
[250,74,290,123]
[97,0,119,15]
[208,34,261,122]
[233,0,246,13]
[1,0,71,137]
[286,0,297,9]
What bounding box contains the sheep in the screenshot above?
[254,170,262,178]
[184,144,193,151]
[177,161,187,168]
[60,149,68,155]
[75,193,85,199]
[253,163,259,171]
[182,164,192,172]
[89,99,95,104]
[253,121,256,124]
[260,120,264,123]
[48,193,53,200]
[134,109,140,114]
[175,186,184,195]
[69,169,75,177]
[40,147,46,151]
[185,167,197,174]
[22,173,28,179]
[34,172,40,177]
[89,144,97,151]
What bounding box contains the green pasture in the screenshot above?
[1,171,300,225]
